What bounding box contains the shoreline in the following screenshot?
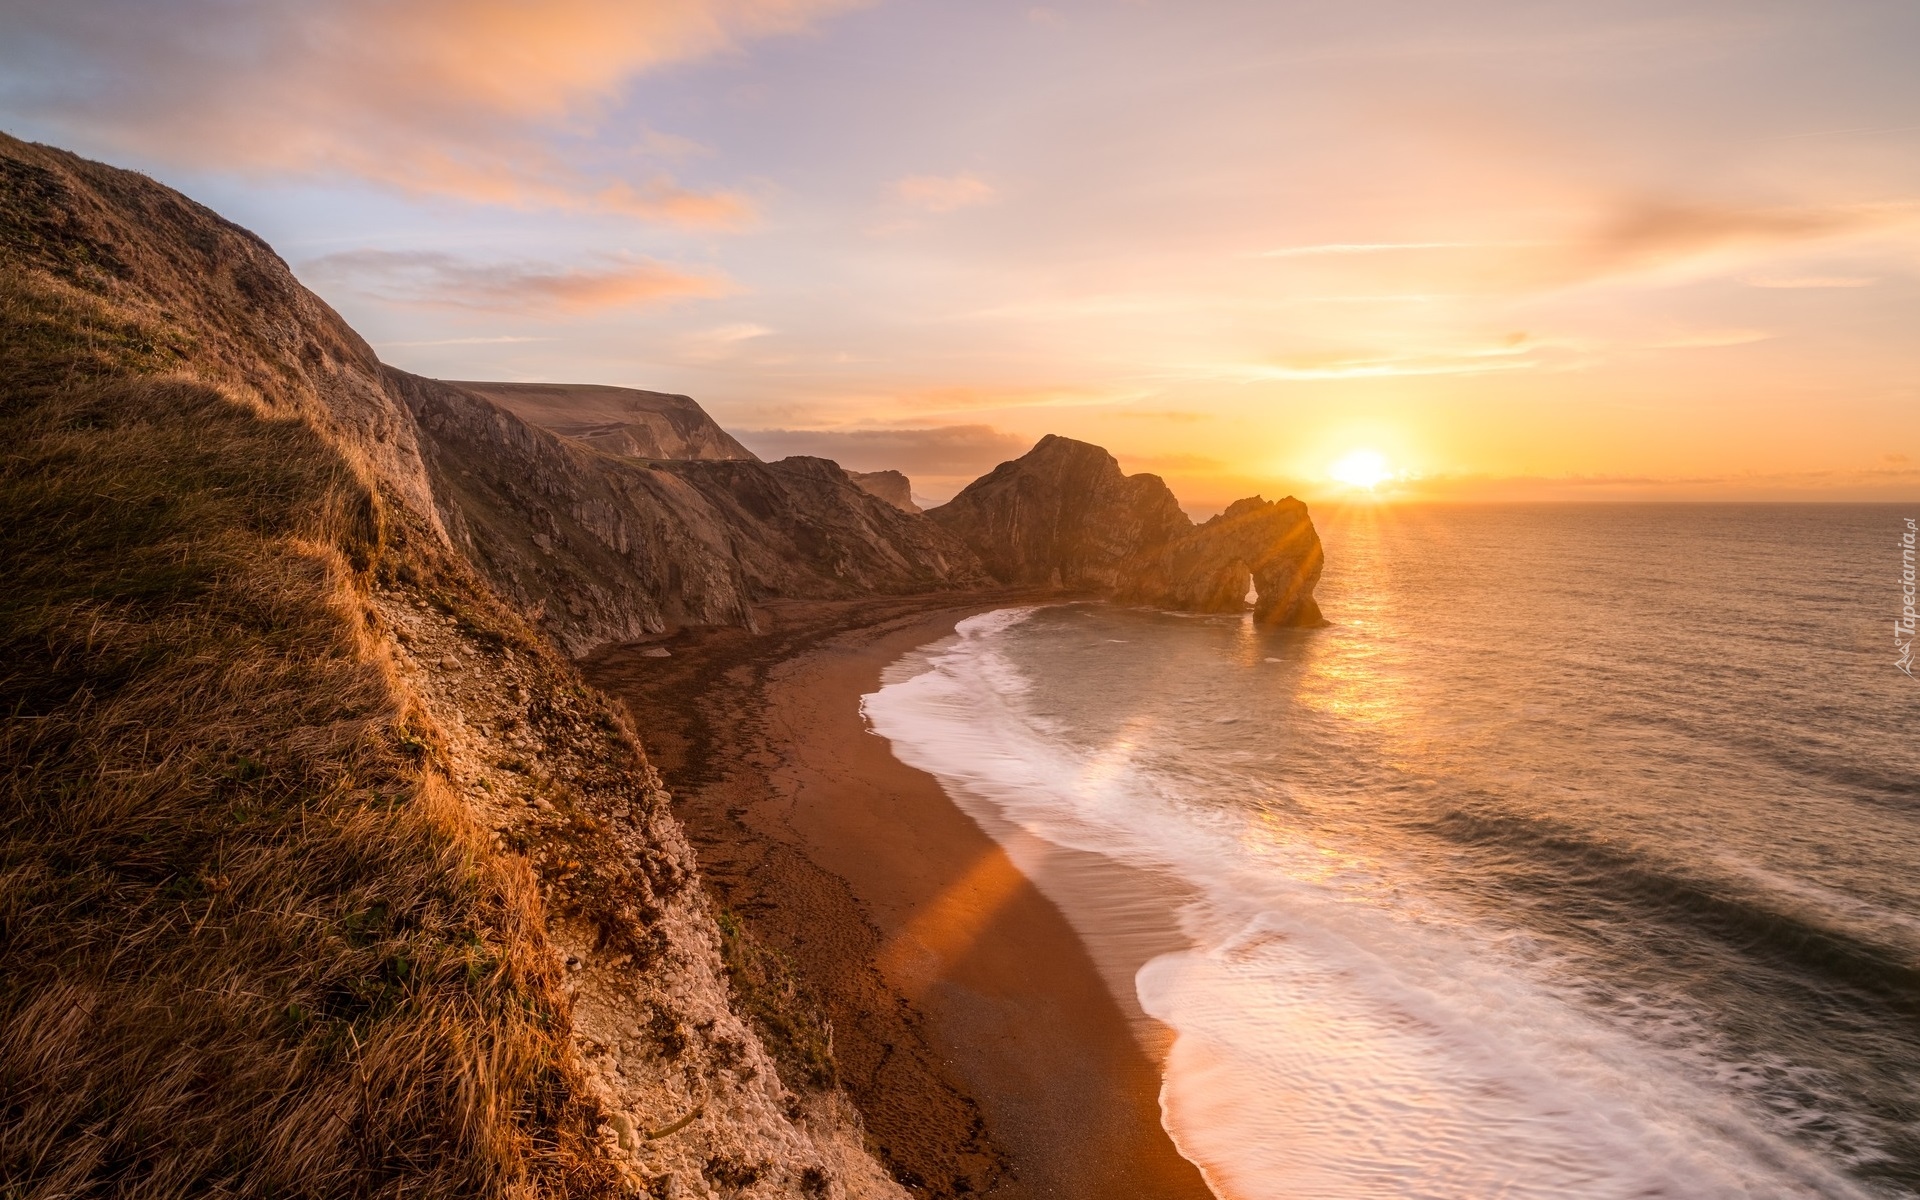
[585,595,1216,1200]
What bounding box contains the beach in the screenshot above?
[585,596,1215,1200]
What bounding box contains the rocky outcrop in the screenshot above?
[844,469,921,513]
[453,380,759,462]
[1120,495,1325,626]
[927,435,1191,589]
[377,583,906,1199]
[929,435,1326,625]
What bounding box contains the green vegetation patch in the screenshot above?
[714,908,838,1091]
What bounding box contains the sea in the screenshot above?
[862,503,1920,1200]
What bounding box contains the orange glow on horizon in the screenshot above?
[19,2,1913,503]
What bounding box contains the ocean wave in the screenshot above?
[1424,807,1920,1008]
[863,608,1885,1199]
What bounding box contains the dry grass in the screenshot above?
[1,144,619,1196]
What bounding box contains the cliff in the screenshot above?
[926,435,1189,588]
[667,457,973,600]
[930,434,1325,625]
[450,380,761,463]
[844,469,922,514]
[0,129,1329,1199]
[387,372,987,656]
[0,132,907,1199]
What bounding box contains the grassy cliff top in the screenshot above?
[0,131,622,1199]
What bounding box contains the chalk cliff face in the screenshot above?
[450,380,760,462]
[383,370,762,647]
[844,469,922,513]
[929,434,1326,625]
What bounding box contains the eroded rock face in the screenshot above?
[927,435,1192,590]
[929,435,1326,625]
[1121,495,1326,626]
[672,456,983,599]
[452,381,760,462]
[844,469,922,514]
[378,586,908,1200]
[389,373,989,654]
[384,370,759,652]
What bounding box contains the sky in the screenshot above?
[3,0,1918,510]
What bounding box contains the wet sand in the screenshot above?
[585,595,1215,1200]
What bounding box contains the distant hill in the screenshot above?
[449,380,760,462]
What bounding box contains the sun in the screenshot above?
[1328,449,1393,490]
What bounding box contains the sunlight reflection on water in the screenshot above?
[867,504,1920,1200]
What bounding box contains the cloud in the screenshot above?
[1238,341,1542,381]
[1246,359,1536,381]
[735,424,1029,476]
[302,250,729,312]
[1553,199,1912,285]
[893,173,996,213]
[0,0,867,220]
[374,335,555,347]
[1643,329,1771,349]
[676,322,774,361]
[1261,203,1915,294]
[889,384,1135,412]
[696,323,774,343]
[1745,275,1877,289]
[1260,241,1506,258]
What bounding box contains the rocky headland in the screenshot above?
[929,433,1325,626]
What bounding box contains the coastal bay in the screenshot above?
[586,597,1216,1200]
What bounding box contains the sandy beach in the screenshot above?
[586,595,1215,1200]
